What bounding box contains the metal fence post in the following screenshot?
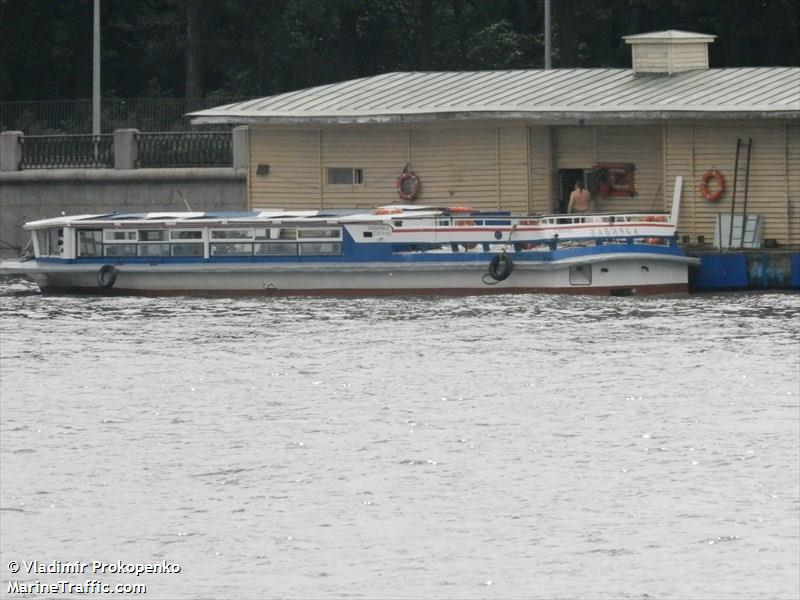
[0,131,23,171]
[114,128,139,169]
[232,126,249,170]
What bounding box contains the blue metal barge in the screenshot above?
[689,250,800,291]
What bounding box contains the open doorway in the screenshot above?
[557,169,586,213]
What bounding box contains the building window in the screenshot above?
[326,167,364,185]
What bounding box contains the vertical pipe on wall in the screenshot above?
[245,128,252,210]
[318,129,323,209]
[785,124,790,245]
[729,138,742,248]
[691,125,696,235]
[496,126,501,209]
[525,125,532,214]
[547,126,555,213]
[662,124,668,212]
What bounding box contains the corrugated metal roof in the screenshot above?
[623,30,716,42]
[190,67,800,125]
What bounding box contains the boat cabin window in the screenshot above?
[211,229,253,240]
[297,228,341,239]
[105,230,137,241]
[171,243,203,257]
[210,243,253,256]
[36,228,64,256]
[105,244,137,257]
[171,230,203,240]
[77,229,103,257]
[254,243,298,256]
[77,225,343,259]
[138,243,171,257]
[298,243,341,256]
[48,228,63,255]
[138,230,169,242]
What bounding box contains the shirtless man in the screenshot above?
[567,181,591,214]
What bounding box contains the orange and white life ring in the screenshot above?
[396,171,421,201]
[700,169,725,202]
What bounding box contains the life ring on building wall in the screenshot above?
[396,171,421,201]
[700,169,725,202]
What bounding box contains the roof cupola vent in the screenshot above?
[623,30,716,75]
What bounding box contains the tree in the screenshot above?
[1,0,798,103]
[185,0,203,102]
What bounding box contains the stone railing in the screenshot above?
[0,127,248,171]
[136,131,232,168]
[18,134,114,169]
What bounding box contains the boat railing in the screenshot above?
[533,213,671,227]
[433,213,673,228]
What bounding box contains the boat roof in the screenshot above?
[22,206,486,229]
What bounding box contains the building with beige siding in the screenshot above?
[192,31,800,247]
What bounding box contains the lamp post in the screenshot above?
[92,0,100,135]
[544,0,552,70]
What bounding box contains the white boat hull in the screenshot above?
[2,254,694,296]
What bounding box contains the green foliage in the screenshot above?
[1,0,798,102]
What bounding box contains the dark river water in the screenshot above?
[1,279,798,599]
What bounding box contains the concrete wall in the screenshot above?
[0,168,246,257]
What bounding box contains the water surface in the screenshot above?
[1,280,798,599]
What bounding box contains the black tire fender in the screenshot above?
[97,265,118,289]
[488,254,513,282]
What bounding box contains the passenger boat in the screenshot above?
[0,196,697,296]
